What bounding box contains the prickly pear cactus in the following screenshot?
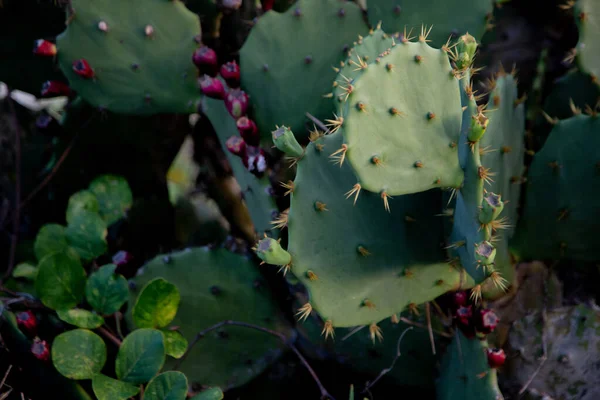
[436,330,503,400]
[56,0,201,114]
[512,114,600,261]
[239,0,369,140]
[366,0,494,47]
[129,247,292,390]
[334,30,464,196]
[257,131,466,328]
[574,0,600,81]
[506,304,600,400]
[202,96,278,237]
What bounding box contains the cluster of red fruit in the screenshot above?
[15,310,50,361]
[193,46,267,177]
[452,291,506,369]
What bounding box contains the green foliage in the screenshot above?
[52,329,107,380]
[240,0,369,139]
[162,330,188,359]
[85,264,129,315]
[12,262,38,280]
[34,224,69,261]
[190,387,224,400]
[56,0,201,114]
[366,0,493,47]
[88,175,134,226]
[132,278,181,329]
[66,190,100,225]
[57,309,105,329]
[436,330,503,400]
[144,371,188,400]
[35,250,87,310]
[115,328,166,384]
[129,247,291,389]
[65,210,108,262]
[92,374,141,400]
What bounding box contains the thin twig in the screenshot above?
[361,327,413,394]
[517,357,546,397]
[305,112,331,134]
[426,302,436,355]
[399,317,452,338]
[517,308,548,398]
[114,312,124,340]
[97,326,122,347]
[2,93,22,285]
[341,325,365,341]
[174,320,335,400]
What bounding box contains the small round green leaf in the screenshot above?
[92,374,140,400]
[162,330,188,359]
[12,262,38,280]
[86,264,129,315]
[52,329,107,380]
[190,388,224,400]
[35,250,87,310]
[144,371,188,400]
[34,224,69,261]
[65,210,108,261]
[66,190,100,224]
[57,309,104,329]
[88,175,133,226]
[132,278,180,329]
[116,328,165,384]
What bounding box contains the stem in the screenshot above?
[305,112,331,134]
[114,312,124,340]
[97,326,122,347]
[426,302,436,355]
[174,320,335,400]
[398,317,452,338]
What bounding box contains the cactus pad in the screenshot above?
[281,131,464,327]
[366,0,493,47]
[239,0,369,139]
[336,38,464,196]
[56,0,201,115]
[129,247,291,389]
[512,114,600,261]
[575,0,600,81]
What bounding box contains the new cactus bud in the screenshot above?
[33,39,56,56]
[41,81,71,97]
[192,46,218,76]
[220,61,241,88]
[272,126,304,158]
[455,33,478,69]
[226,135,247,157]
[112,250,133,267]
[479,192,504,224]
[486,348,506,368]
[453,291,468,307]
[31,337,50,361]
[199,75,226,99]
[237,117,259,146]
[16,311,37,336]
[475,309,499,334]
[475,241,496,266]
[72,59,95,79]
[225,89,249,119]
[254,237,292,266]
[468,111,489,142]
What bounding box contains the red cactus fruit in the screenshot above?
[236,116,259,146]
[455,305,472,325]
[112,250,133,267]
[33,39,56,56]
[476,308,499,334]
[72,59,95,79]
[487,348,506,368]
[199,75,226,99]
[242,146,267,175]
[16,310,37,336]
[31,337,50,361]
[41,81,71,97]
[225,136,246,157]
[453,291,468,307]
[192,46,218,75]
[261,0,274,11]
[220,61,240,88]
[225,88,249,119]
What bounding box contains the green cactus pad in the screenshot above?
[366,0,493,47]
[56,0,201,115]
[436,330,503,400]
[512,114,600,261]
[283,131,465,327]
[201,96,277,237]
[239,0,369,140]
[338,38,464,196]
[575,0,600,81]
[129,247,292,389]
